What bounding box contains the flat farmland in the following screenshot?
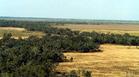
[55,24,139,36]
[56,44,139,77]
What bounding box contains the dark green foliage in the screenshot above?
[59,70,92,77]
[82,70,92,77]
[67,70,79,77]
[0,33,64,77]
[2,33,12,41]
[0,19,49,31]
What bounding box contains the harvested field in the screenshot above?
[57,44,139,77]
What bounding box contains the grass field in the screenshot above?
[56,44,139,77]
[0,27,45,39]
[55,24,139,36]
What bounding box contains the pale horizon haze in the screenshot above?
[0,0,139,20]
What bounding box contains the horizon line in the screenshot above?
[0,16,139,22]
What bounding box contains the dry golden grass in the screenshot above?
[56,44,139,77]
[0,27,26,31]
[0,27,45,39]
[55,24,139,36]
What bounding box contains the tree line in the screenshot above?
[0,19,139,51]
[0,19,139,77]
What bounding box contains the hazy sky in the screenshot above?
[0,0,139,20]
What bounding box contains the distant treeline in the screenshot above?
[1,17,139,25]
[0,19,50,30]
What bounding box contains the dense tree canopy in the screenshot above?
[0,33,65,77]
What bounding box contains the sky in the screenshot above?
[0,0,139,20]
